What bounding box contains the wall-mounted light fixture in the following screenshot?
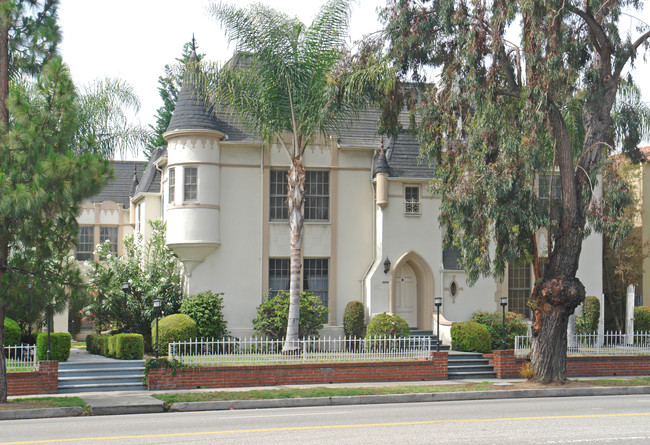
[384,257,391,274]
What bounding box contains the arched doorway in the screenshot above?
[389,251,434,330]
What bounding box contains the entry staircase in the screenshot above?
[58,358,146,393]
[409,330,449,351]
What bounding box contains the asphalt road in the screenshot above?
[2,395,650,444]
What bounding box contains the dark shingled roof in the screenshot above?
[166,50,223,134]
[384,132,435,179]
[88,161,147,207]
[134,147,165,196]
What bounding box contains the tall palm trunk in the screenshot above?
[283,155,305,353]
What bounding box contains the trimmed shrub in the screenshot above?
[253,291,329,340]
[634,306,650,332]
[107,335,118,357]
[153,313,197,355]
[451,321,491,353]
[36,332,72,361]
[365,313,410,338]
[343,301,365,338]
[576,296,600,334]
[114,334,144,360]
[3,317,20,346]
[471,311,527,350]
[180,291,229,339]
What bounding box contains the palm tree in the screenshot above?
[200,0,383,352]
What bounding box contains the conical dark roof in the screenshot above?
[374,150,390,176]
[166,50,222,134]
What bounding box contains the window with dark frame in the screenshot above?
[270,170,330,221]
[99,226,118,256]
[443,246,463,270]
[168,168,175,204]
[404,186,420,215]
[508,261,531,316]
[184,167,197,202]
[76,226,94,261]
[304,258,329,307]
[270,170,288,221]
[268,258,290,298]
[304,171,329,221]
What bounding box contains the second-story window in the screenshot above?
[184,167,197,202]
[168,168,175,204]
[270,170,330,221]
[76,226,94,261]
[404,186,420,215]
[99,226,118,257]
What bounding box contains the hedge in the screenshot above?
[114,334,144,360]
[36,332,71,361]
[3,317,20,346]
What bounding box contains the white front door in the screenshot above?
[395,263,417,327]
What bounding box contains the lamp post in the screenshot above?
[153,299,161,358]
[434,297,442,352]
[46,303,52,361]
[121,282,129,333]
[500,297,508,350]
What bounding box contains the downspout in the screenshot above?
[361,148,380,317]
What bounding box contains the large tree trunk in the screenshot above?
[283,156,305,353]
[0,0,9,403]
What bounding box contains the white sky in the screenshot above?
[57,1,650,160]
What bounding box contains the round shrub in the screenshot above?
[36,332,72,361]
[365,313,410,338]
[634,306,650,332]
[115,334,144,360]
[576,296,600,334]
[471,311,527,350]
[451,321,491,353]
[3,317,20,346]
[180,291,229,339]
[253,291,329,340]
[343,301,365,338]
[153,313,197,356]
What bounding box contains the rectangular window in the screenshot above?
[268,258,290,298]
[184,167,197,202]
[99,226,118,256]
[304,258,329,307]
[270,170,288,221]
[76,226,94,261]
[270,170,330,221]
[168,168,175,204]
[404,186,420,215]
[508,261,531,316]
[304,171,329,221]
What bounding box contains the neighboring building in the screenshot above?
[127,51,604,339]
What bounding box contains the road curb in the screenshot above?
[168,385,650,412]
[0,406,84,421]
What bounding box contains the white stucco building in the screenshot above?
[116,51,603,339]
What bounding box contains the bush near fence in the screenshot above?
[36,333,71,361]
[3,317,20,346]
[85,333,144,359]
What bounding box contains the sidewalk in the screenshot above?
[4,349,650,420]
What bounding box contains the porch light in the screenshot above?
[384,257,391,274]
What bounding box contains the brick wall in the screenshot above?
[148,352,448,391]
[489,350,650,379]
[7,361,58,396]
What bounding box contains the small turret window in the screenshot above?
[404,186,420,215]
[168,168,175,204]
[184,167,197,202]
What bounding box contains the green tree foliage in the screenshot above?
[471,311,528,350]
[146,38,203,158]
[343,300,365,338]
[180,291,228,339]
[153,313,197,356]
[199,0,385,352]
[369,0,650,383]
[86,220,183,349]
[451,321,492,354]
[2,318,19,346]
[253,291,328,340]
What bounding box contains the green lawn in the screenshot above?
[0,397,86,411]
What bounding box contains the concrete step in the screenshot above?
[59,375,144,385]
[59,360,145,370]
[58,367,144,378]
[448,371,497,380]
[58,382,147,394]
[57,358,146,393]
